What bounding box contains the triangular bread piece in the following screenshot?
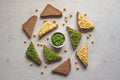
[66,27,82,50]
[40,4,62,18]
[52,58,71,75]
[26,42,42,65]
[76,43,88,67]
[77,11,95,32]
[38,21,58,38]
[43,45,62,63]
[22,15,37,38]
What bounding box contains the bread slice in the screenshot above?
[38,21,58,38]
[66,27,82,50]
[40,4,62,18]
[52,58,71,75]
[26,42,42,65]
[22,15,37,38]
[43,45,62,63]
[76,43,88,67]
[77,11,95,32]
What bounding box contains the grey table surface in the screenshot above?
[0,0,120,80]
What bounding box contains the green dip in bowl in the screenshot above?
[50,32,65,48]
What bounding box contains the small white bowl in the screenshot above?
[50,32,66,48]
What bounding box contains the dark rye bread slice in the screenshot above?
[40,4,62,18]
[66,27,82,50]
[26,42,42,65]
[22,15,37,38]
[52,58,71,75]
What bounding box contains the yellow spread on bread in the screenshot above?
[77,12,95,30]
[76,43,88,67]
[38,21,58,38]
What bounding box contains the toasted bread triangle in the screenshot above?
[76,43,88,67]
[77,11,95,32]
[43,45,62,63]
[40,4,62,18]
[26,42,42,65]
[66,27,82,50]
[52,58,71,75]
[38,21,58,38]
[22,15,37,38]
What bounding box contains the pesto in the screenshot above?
[26,42,41,64]
[51,33,65,46]
[67,27,82,49]
[43,46,62,62]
